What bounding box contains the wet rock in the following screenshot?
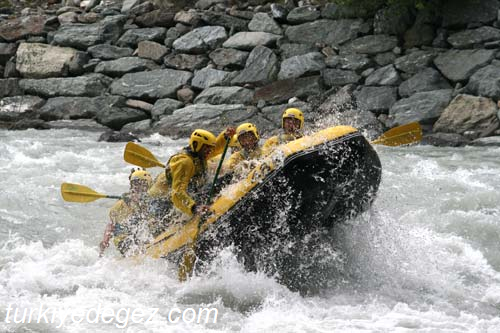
[342,35,398,54]
[0,15,47,42]
[465,64,500,100]
[7,119,49,130]
[231,46,278,86]
[192,68,233,89]
[287,6,320,24]
[433,94,499,138]
[137,41,168,63]
[469,136,500,146]
[164,53,208,71]
[399,68,451,97]
[20,74,112,98]
[95,57,159,77]
[278,52,325,80]
[87,44,133,60]
[248,12,282,35]
[16,43,88,79]
[285,19,363,45]
[322,68,360,87]
[254,75,321,104]
[172,25,227,54]
[110,69,192,100]
[334,109,384,139]
[117,27,166,47]
[434,49,495,82]
[38,95,124,120]
[388,89,453,126]
[194,86,254,105]
[0,95,45,122]
[46,119,109,131]
[151,98,183,120]
[120,119,152,134]
[354,86,397,113]
[447,26,500,49]
[364,64,400,86]
[317,85,356,114]
[98,130,141,142]
[209,48,249,69]
[422,132,470,147]
[222,31,281,51]
[96,106,148,130]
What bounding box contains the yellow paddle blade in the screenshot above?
[61,183,108,203]
[178,215,202,282]
[371,122,422,146]
[124,142,165,168]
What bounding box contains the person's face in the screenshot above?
[199,144,214,159]
[283,117,301,134]
[238,132,258,151]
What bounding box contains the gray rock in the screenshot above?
[110,69,192,100]
[270,3,288,22]
[434,49,495,82]
[52,16,125,49]
[327,53,372,71]
[469,136,500,146]
[0,43,16,65]
[388,89,453,126]
[154,103,256,137]
[174,10,201,26]
[0,78,22,97]
[279,43,316,59]
[164,53,208,71]
[287,6,320,24]
[191,67,233,89]
[151,98,183,120]
[278,52,325,80]
[422,132,470,147]
[222,31,281,51]
[4,119,49,130]
[0,95,45,121]
[364,64,400,86]
[98,130,140,142]
[201,12,248,31]
[4,58,19,78]
[394,50,438,74]
[128,1,154,17]
[374,52,397,66]
[117,27,166,47]
[121,0,141,13]
[172,25,227,54]
[0,15,47,42]
[334,109,384,139]
[285,19,363,45]
[96,106,148,130]
[195,0,225,10]
[373,5,412,36]
[404,22,435,48]
[231,46,278,86]
[321,2,375,20]
[137,41,168,62]
[95,57,159,77]
[442,0,499,27]
[20,74,112,98]
[433,94,499,137]
[46,119,109,132]
[135,10,175,28]
[38,95,124,120]
[120,118,152,134]
[342,35,398,54]
[354,86,397,113]
[254,75,321,104]
[466,64,500,100]
[248,13,282,35]
[194,86,254,104]
[448,26,500,49]
[209,48,248,69]
[317,85,356,114]
[399,68,452,97]
[87,44,133,60]
[322,68,360,87]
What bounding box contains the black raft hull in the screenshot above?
[147,126,382,292]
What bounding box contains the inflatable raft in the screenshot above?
[146,126,382,291]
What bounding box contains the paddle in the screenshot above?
[178,137,231,282]
[370,122,422,146]
[124,142,165,168]
[61,183,121,203]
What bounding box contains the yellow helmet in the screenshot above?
[189,129,217,152]
[129,168,152,187]
[282,108,304,129]
[229,134,240,148]
[236,123,259,141]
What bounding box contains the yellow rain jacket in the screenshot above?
[169,131,228,216]
[109,199,133,248]
[148,172,169,198]
[262,133,303,155]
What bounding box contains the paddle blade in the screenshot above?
[61,183,107,203]
[371,122,422,146]
[124,142,165,168]
[178,245,196,282]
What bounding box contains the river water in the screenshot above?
[0,128,499,332]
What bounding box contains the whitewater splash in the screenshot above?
[1,129,500,332]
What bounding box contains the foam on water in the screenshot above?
[0,129,499,332]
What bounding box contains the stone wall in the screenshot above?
[1,0,500,146]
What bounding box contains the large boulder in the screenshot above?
[209,48,248,69]
[19,74,112,98]
[0,95,45,122]
[469,136,500,147]
[172,26,227,54]
[335,109,384,139]
[94,57,159,77]
[0,15,47,42]
[399,68,452,97]
[433,94,499,138]
[342,35,398,54]
[38,95,125,121]
[465,65,500,100]
[116,27,166,47]
[222,32,281,51]
[387,89,452,126]
[110,69,192,100]
[87,44,133,60]
[434,49,495,82]
[422,132,470,147]
[151,98,183,120]
[248,13,282,35]
[194,86,254,105]
[52,16,125,49]
[254,75,322,104]
[322,68,360,87]
[278,52,325,80]
[441,0,499,27]
[96,107,149,130]
[285,19,363,45]
[45,119,109,132]
[191,68,233,89]
[231,46,278,86]
[364,64,400,86]
[154,103,256,137]
[0,78,22,97]
[354,86,397,113]
[447,26,500,49]
[16,43,88,79]
[394,50,438,74]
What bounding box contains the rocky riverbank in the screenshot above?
[1,0,500,146]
